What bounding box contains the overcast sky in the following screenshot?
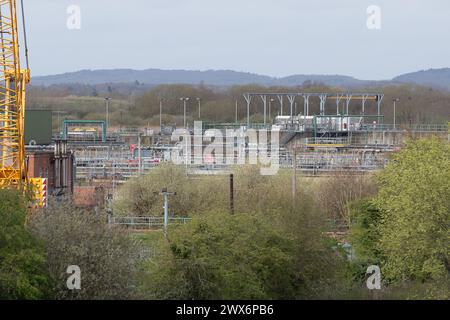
[23,0,450,79]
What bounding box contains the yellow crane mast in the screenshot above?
[0,0,30,190]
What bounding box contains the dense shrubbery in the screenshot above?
[0,138,448,299]
[349,138,450,299]
[375,138,449,284]
[139,211,348,300]
[116,165,353,299]
[316,173,377,228]
[29,202,142,300]
[140,212,299,299]
[0,191,53,299]
[0,194,146,300]
[132,141,449,299]
[113,164,228,217]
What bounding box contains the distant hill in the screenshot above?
[31,67,450,90]
[277,74,377,88]
[31,69,275,87]
[393,68,450,90]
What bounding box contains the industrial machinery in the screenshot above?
[0,0,46,206]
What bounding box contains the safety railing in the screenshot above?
[360,123,448,132]
[304,137,350,145]
[111,216,192,229]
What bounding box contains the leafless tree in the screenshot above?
[29,199,143,300]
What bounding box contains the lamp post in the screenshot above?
[159,98,163,134]
[105,97,111,131]
[53,111,68,136]
[196,97,201,119]
[235,100,238,123]
[155,188,177,237]
[180,97,190,129]
[393,98,400,130]
[269,98,275,122]
[138,133,142,174]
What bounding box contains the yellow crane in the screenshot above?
[0,0,30,190]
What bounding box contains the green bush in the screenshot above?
[139,211,347,300]
[0,190,53,299]
[29,201,143,300]
[349,138,450,299]
[349,199,382,280]
[375,138,450,283]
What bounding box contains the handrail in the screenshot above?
[111,216,192,229]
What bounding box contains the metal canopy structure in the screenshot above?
[62,120,108,143]
[243,93,384,127]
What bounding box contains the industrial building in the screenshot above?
[25,111,76,196]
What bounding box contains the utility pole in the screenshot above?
[197,97,201,119]
[229,173,234,214]
[106,193,113,225]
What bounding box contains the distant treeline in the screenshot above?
[28,82,450,127]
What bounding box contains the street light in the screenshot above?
[180,97,190,128]
[53,111,68,136]
[269,98,275,122]
[105,97,111,131]
[196,97,201,119]
[154,188,177,237]
[235,100,238,124]
[159,98,163,134]
[393,98,400,130]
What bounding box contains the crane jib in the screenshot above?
[0,0,31,191]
